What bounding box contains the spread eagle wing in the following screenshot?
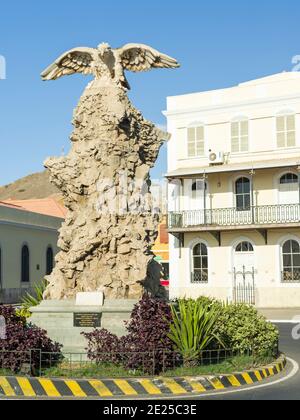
[41,47,97,81]
[117,43,180,72]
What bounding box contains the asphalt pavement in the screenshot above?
[195,323,300,400]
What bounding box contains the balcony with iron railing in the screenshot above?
[168,203,300,231]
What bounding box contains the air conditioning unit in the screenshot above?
[208,151,225,165]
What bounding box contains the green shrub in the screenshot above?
[215,304,279,357]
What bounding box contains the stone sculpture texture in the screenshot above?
[41,43,179,300]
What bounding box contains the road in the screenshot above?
[198,323,300,400]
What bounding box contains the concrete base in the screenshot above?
[30,299,137,354]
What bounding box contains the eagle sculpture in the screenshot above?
[41,43,180,90]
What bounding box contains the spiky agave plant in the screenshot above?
[168,299,224,368]
[19,280,48,316]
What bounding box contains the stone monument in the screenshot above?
[30,42,179,352]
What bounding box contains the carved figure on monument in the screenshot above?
[41,42,180,300]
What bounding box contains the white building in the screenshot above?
[0,199,64,303]
[165,72,300,308]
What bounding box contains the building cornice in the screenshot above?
[163,93,300,118]
[0,205,63,232]
[0,220,61,233]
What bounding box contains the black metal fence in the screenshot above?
[233,266,256,305]
[0,348,277,379]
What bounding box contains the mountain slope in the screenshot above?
[0,171,59,200]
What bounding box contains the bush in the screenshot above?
[215,304,279,357]
[122,294,176,374]
[0,305,62,373]
[82,329,121,365]
[83,295,176,374]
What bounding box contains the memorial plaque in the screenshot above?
[73,313,101,328]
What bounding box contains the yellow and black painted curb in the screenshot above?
[0,355,286,398]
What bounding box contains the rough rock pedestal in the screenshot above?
[30,80,169,352]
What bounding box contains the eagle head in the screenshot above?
[97,42,111,56]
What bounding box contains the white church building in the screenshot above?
[165,72,300,308]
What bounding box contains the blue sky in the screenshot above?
[0,0,299,186]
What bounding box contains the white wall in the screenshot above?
[166,73,300,308]
[165,72,300,172]
[169,229,300,308]
[0,207,61,303]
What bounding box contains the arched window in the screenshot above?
[231,117,249,153]
[235,177,251,211]
[279,173,299,205]
[187,125,205,157]
[282,240,300,283]
[21,245,30,283]
[234,241,255,273]
[235,242,254,253]
[277,112,296,148]
[191,243,208,283]
[280,173,298,185]
[46,247,54,276]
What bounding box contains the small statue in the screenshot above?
[41,43,179,90]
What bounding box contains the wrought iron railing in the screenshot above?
[281,270,300,283]
[233,267,256,305]
[191,271,209,284]
[168,204,300,229]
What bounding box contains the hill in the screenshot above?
[0,171,60,200]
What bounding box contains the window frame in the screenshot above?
[280,173,298,185]
[282,239,300,283]
[187,124,205,158]
[235,177,251,212]
[191,242,209,284]
[235,241,254,253]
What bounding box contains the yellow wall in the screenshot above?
[152,218,169,262]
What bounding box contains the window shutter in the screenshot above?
[287,115,295,131]
[277,132,285,148]
[231,120,249,153]
[287,131,296,147]
[187,126,205,157]
[277,114,296,148]
[277,116,285,132]
[187,127,196,157]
